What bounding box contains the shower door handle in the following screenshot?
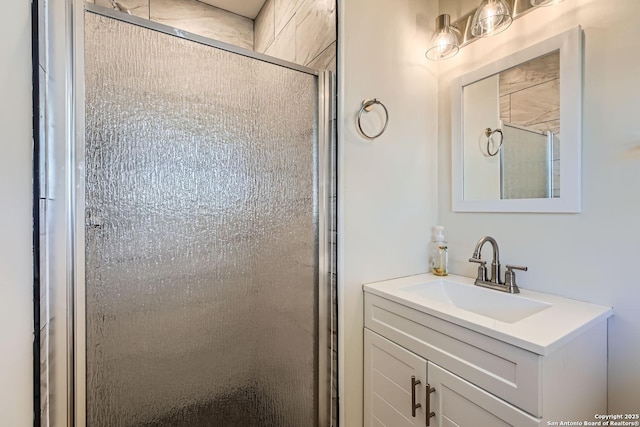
[86,209,104,229]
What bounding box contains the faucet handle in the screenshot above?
[504,265,528,293]
[469,257,487,282]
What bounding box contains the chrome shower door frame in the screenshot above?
[41,1,336,425]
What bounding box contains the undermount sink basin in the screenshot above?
[400,279,551,323]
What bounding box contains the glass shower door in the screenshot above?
[500,123,553,199]
[84,10,326,426]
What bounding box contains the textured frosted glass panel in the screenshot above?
[501,124,551,199]
[85,12,318,426]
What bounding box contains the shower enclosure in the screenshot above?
[40,3,336,426]
[500,122,557,199]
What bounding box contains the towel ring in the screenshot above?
[485,127,504,156]
[357,98,389,140]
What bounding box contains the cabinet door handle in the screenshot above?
[411,376,422,417]
[426,383,436,426]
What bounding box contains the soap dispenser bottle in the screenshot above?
[431,226,448,276]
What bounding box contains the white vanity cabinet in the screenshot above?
[364,329,429,426]
[363,274,612,427]
[428,359,540,427]
[365,328,540,427]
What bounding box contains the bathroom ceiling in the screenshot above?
[197,0,267,19]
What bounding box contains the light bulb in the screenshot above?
[471,0,513,37]
[426,14,460,61]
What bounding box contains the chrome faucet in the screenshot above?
[469,236,527,294]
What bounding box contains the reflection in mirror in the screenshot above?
[463,52,560,200]
[451,26,582,213]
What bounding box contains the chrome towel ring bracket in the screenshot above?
[357,98,389,140]
[484,127,504,156]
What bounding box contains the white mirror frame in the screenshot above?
[451,26,583,213]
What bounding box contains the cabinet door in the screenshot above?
[364,329,428,427]
[427,362,541,427]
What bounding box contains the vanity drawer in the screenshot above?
[365,293,541,417]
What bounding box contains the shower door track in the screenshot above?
[40,2,336,426]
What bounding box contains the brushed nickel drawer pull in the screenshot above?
[426,383,436,426]
[411,375,422,417]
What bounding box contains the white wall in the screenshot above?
[338,0,439,425]
[438,0,640,412]
[0,0,34,425]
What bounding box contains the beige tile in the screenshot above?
[524,119,560,135]
[306,41,336,71]
[96,0,150,19]
[275,0,305,36]
[295,0,336,67]
[499,51,560,96]
[500,95,510,123]
[265,16,296,63]
[254,0,275,53]
[544,120,561,135]
[510,79,560,128]
[151,0,253,50]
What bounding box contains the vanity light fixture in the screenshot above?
[530,0,564,6]
[425,14,460,61]
[425,0,566,61]
[470,0,513,37]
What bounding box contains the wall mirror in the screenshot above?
[451,26,582,213]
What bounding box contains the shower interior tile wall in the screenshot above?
[255,0,337,72]
[88,0,336,72]
[499,52,560,197]
[89,0,254,49]
[499,52,560,134]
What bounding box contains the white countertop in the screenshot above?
[363,273,613,355]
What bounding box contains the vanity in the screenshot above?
[363,273,612,426]
[362,21,609,427]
